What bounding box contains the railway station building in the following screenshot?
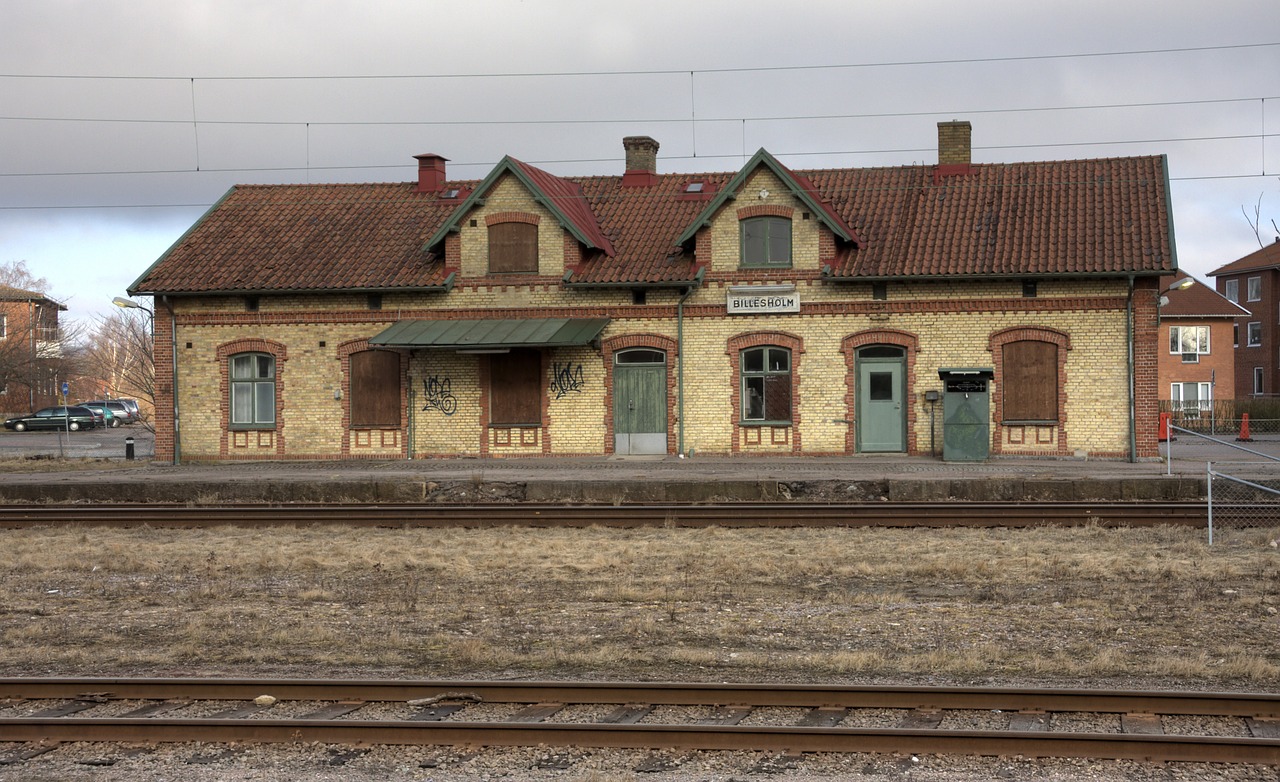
[129,121,1176,463]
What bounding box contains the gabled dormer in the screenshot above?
[423,156,614,281]
[674,148,859,275]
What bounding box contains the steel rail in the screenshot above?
[0,501,1208,528]
[3,719,1278,764]
[1,679,1274,715]
[1,679,1279,764]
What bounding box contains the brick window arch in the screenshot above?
[486,212,542,274]
[841,329,920,455]
[338,339,405,429]
[601,333,678,454]
[726,332,804,447]
[216,338,287,431]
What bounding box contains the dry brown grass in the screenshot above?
[1,523,1278,687]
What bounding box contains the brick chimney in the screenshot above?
[413,153,448,193]
[621,136,659,187]
[934,121,972,180]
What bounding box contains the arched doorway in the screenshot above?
[856,345,906,452]
[613,348,667,454]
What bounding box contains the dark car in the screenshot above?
[3,406,98,432]
[82,399,139,425]
[79,403,115,428]
[80,400,134,426]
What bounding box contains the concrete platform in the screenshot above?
[2,432,1277,504]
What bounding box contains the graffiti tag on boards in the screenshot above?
[550,362,585,399]
[422,375,458,415]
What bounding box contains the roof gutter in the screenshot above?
[131,273,457,299]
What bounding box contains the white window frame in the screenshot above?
[1255,367,1265,396]
[1248,322,1262,347]
[1248,276,1262,302]
[1168,325,1209,356]
[230,352,276,428]
[1170,381,1212,417]
[0,313,6,339]
[1224,279,1239,303]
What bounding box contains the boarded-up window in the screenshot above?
[350,349,400,427]
[488,222,538,274]
[490,349,541,425]
[1002,341,1058,421]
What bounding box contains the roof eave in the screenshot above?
[133,273,457,299]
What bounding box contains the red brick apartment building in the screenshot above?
[1209,238,1280,397]
[0,285,66,416]
[1157,271,1247,414]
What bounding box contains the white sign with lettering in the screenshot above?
[726,286,800,315]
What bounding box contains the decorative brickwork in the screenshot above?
[485,212,541,226]
[988,326,1071,456]
[841,329,920,455]
[214,338,288,459]
[336,338,409,458]
[736,204,795,220]
[601,333,679,454]
[725,331,805,454]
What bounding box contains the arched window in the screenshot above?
[230,352,275,427]
[741,216,792,268]
[740,346,791,422]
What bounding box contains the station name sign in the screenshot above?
[726,285,800,315]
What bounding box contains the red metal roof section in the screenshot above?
[1207,238,1280,277]
[132,153,1175,294]
[508,159,616,257]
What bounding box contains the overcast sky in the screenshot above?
[2,1,1277,326]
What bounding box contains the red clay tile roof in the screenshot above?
[1207,238,1280,277]
[1158,272,1249,318]
[819,156,1174,279]
[131,153,1176,295]
[131,183,459,294]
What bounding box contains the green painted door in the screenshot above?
[614,350,667,455]
[857,358,905,452]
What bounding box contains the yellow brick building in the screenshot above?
[129,122,1173,463]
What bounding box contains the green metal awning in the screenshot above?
[369,318,610,351]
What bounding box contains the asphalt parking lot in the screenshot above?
[0,424,154,461]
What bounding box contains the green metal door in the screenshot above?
[614,350,667,455]
[857,357,906,452]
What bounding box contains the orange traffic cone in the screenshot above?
[1237,413,1254,442]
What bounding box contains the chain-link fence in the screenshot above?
[1207,464,1280,546]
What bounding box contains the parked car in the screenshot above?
[80,400,135,426]
[79,403,117,428]
[3,406,98,432]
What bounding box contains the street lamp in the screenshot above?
[112,296,153,316]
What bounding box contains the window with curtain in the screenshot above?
[230,353,275,427]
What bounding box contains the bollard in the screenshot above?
[125,437,135,460]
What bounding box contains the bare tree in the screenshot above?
[1243,183,1280,248]
[0,260,50,293]
[82,305,155,431]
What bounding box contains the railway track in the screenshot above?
[0,501,1208,528]
[0,679,1276,766]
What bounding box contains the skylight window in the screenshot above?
[684,182,705,193]
[441,188,461,199]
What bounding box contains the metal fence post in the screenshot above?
[1206,461,1214,546]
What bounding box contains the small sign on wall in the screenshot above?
[727,285,800,315]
